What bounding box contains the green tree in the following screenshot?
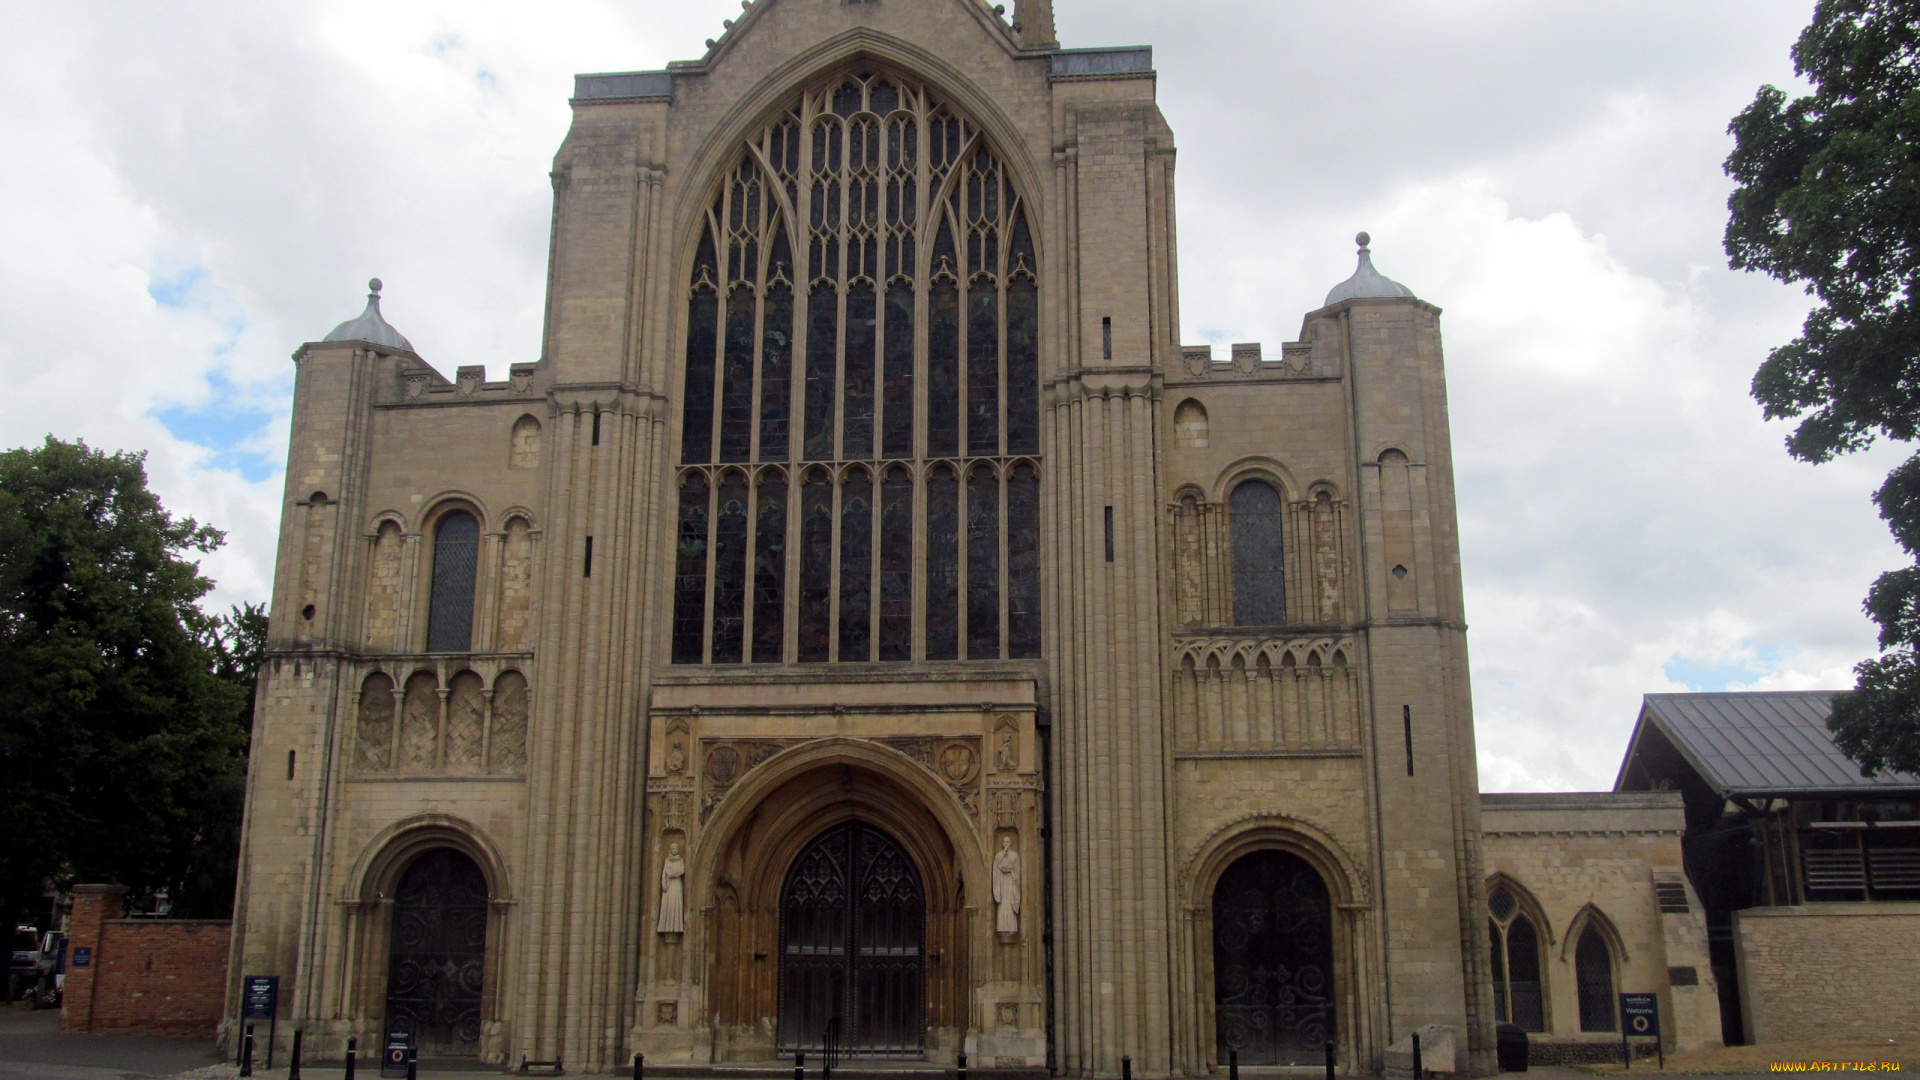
[0,438,252,921]
[1725,0,1920,777]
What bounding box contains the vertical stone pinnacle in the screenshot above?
[1013,0,1058,48]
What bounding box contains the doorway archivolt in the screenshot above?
[1178,815,1378,1075]
[682,738,988,1062]
[338,816,513,1061]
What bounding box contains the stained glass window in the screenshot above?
[672,475,709,664]
[674,70,1042,664]
[711,472,750,664]
[1008,464,1041,659]
[967,465,1000,659]
[880,466,914,662]
[754,472,788,663]
[1231,480,1288,626]
[426,511,479,653]
[926,466,959,660]
[798,470,834,663]
[840,468,873,661]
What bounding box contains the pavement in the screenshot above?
[0,1017,1799,1080]
[0,1008,223,1080]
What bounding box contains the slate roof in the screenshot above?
[1615,691,1920,798]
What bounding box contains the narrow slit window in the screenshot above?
[1104,506,1115,563]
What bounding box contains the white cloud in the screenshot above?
[0,0,1889,790]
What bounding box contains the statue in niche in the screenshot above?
[656,842,686,935]
[665,737,686,774]
[992,835,1021,936]
[996,730,1017,772]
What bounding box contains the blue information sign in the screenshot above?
[1620,993,1660,1037]
[380,1026,414,1079]
[70,947,91,968]
[1619,992,1663,1069]
[242,976,278,1020]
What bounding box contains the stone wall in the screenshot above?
[1480,792,1722,1053]
[61,884,231,1038]
[1735,903,1920,1043]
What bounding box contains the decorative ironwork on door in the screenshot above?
[1212,850,1334,1066]
[386,848,489,1056]
[778,822,925,1056]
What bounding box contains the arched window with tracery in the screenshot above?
[1230,479,1287,625]
[1487,883,1546,1031]
[673,69,1042,664]
[427,510,480,653]
[1575,924,1618,1032]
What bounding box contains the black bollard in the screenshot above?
[290,1029,303,1080]
[795,1053,804,1080]
[1123,1055,1132,1080]
[1324,1040,1335,1080]
[406,1046,417,1080]
[1230,1049,1239,1080]
[1412,1033,1423,1080]
[634,1054,644,1080]
[958,1053,968,1080]
[346,1037,357,1080]
[242,1026,256,1078]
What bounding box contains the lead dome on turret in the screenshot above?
[1325,232,1416,306]
[323,278,414,351]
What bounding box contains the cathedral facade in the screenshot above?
[228,1,1496,1074]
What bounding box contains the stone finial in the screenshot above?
[1013,0,1058,48]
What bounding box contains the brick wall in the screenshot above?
[60,883,232,1038]
[1735,903,1920,1044]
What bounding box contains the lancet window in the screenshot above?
[674,71,1042,665]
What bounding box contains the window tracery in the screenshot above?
[1487,883,1546,1032]
[673,70,1042,664]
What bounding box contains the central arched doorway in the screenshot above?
[1213,850,1334,1065]
[385,848,489,1056]
[777,822,925,1056]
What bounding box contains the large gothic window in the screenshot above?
[674,70,1041,665]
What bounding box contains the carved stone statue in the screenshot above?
[665,738,686,774]
[992,835,1021,936]
[996,730,1017,772]
[656,842,686,935]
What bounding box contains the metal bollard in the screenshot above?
[345,1037,357,1080]
[1413,1033,1423,1080]
[406,1046,417,1080]
[1230,1050,1239,1080]
[1122,1055,1132,1080]
[795,1052,804,1080]
[290,1029,303,1080]
[1324,1039,1335,1080]
[958,1052,968,1080]
[634,1054,644,1080]
[241,1026,256,1078]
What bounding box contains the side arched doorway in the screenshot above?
[1213,850,1335,1065]
[777,822,926,1057]
[385,848,489,1056]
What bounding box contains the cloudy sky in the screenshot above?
[0,0,1892,791]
